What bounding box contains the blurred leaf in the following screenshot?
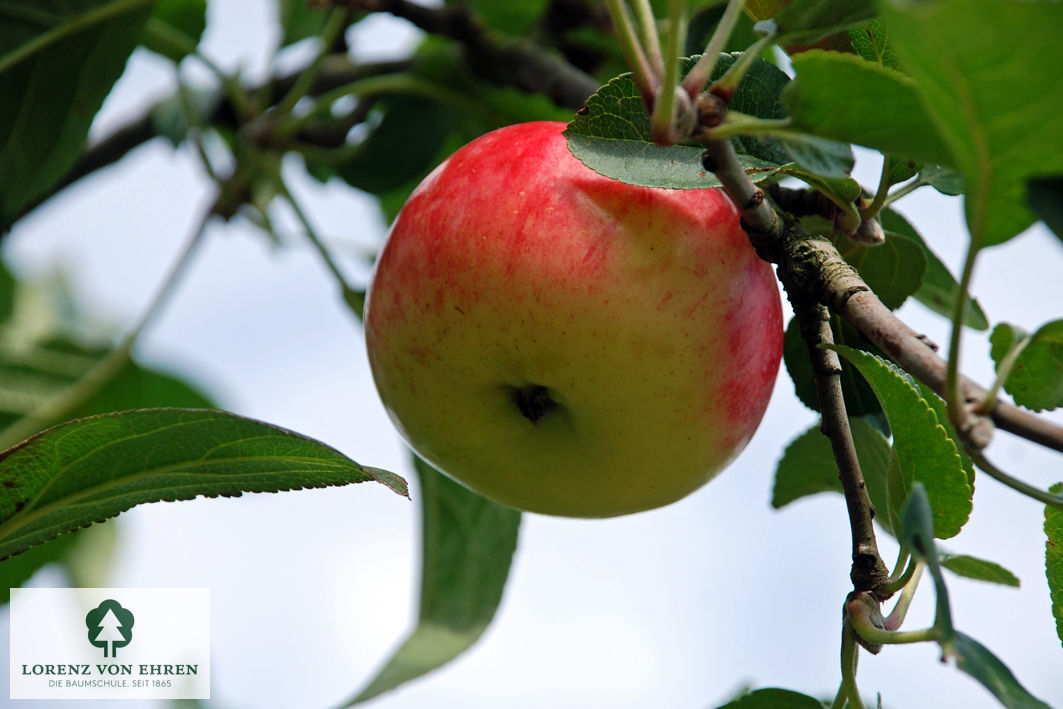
[0,259,13,323]
[884,156,921,188]
[688,2,761,56]
[0,0,155,227]
[0,530,76,603]
[783,50,954,167]
[278,0,333,47]
[0,338,216,432]
[348,457,520,704]
[765,0,877,45]
[847,18,897,69]
[942,632,1052,709]
[149,84,222,146]
[142,0,207,62]
[773,418,893,533]
[714,686,828,708]
[989,321,1063,412]
[1028,177,1063,242]
[1046,483,1063,650]
[939,553,1020,588]
[338,95,454,194]
[879,208,988,330]
[449,0,548,36]
[835,228,926,310]
[829,345,971,538]
[0,408,409,560]
[900,482,954,632]
[880,0,1063,246]
[565,54,791,189]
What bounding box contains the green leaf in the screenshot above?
[141,0,206,62]
[900,482,954,631]
[565,54,792,189]
[0,0,155,227]
[714,687,828,708]
[939,554,1020,588]
[348,457,520,704]
[835,229,926,310]
[943,632,1053,709]
[879,0,1063,246]
[783,50,954,167]
[0,259,14,324]
[766,0,877,45]
[847,18,898,69]
[338,95,455,195]
[828,345,972,538]
[920,164,963,196]
[278,0,333,47]
[774,136,854,179]
[1028,177,1063,242]
[0,408,408,560]
[989,321,1063,412]
[773,418,894,533]
[879,208,988,330]
[1046,483,1063,650]
[0,338,216,432]
[448,0,547,36]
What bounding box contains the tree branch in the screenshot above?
[333,0,600,110]
[787,283,890,596]
[698,126,1063,455]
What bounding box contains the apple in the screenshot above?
[364,121,782,517]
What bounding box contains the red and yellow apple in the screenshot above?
[364,121,782,517]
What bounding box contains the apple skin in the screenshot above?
[364,121,782,518]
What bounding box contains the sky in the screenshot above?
[2,2,1062,708]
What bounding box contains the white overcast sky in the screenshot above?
[2,2,1062,708]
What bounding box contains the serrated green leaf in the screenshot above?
[1046,482,1063,650]
[783,50,954,167]
[142,0,207,62]
[828,345,972,538]
[915,382,975,489]
[769,0,877,45]
[565,54,792,189]
[714,686,828,708]
[847,18,898,69]
[0,409,408,560]
[1028,177,1063,242]
[939,553,1020,588]
[347,457,520,704]
[836,229,926,310]
[0,0,155,227]
[943,632,1053,709]
[879,208,988,330]
[990,321,1063,412]
[880,0,1063,246]
[773,418,893,533]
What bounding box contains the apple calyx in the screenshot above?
[511,384,558,424]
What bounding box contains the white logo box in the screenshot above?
[9,587,210,699]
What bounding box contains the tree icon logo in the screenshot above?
[85,599,134,658]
